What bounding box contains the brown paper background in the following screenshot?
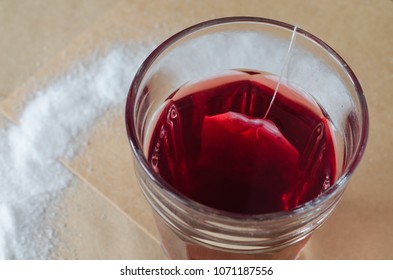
[1,0,392,259]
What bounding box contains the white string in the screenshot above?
[263,25,298,119]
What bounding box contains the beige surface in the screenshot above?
[0,0,120,101]
[1,0,392,259]
[54,178,163,259]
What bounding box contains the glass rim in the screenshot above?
[125,16,369,222]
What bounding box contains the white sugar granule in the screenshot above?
[0,44,152,259]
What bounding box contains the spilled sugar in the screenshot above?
[0,44,152,259]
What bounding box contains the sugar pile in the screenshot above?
[0,44,152,259]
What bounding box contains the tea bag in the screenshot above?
[198,111,302,213]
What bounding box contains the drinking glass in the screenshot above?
[125,17,369,259]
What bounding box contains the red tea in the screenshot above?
[148,71,336,215]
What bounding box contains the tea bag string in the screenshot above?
[263,26,298,119]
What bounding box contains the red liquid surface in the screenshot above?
[148,71,336,215]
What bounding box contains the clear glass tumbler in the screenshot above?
[125,17,369,259]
